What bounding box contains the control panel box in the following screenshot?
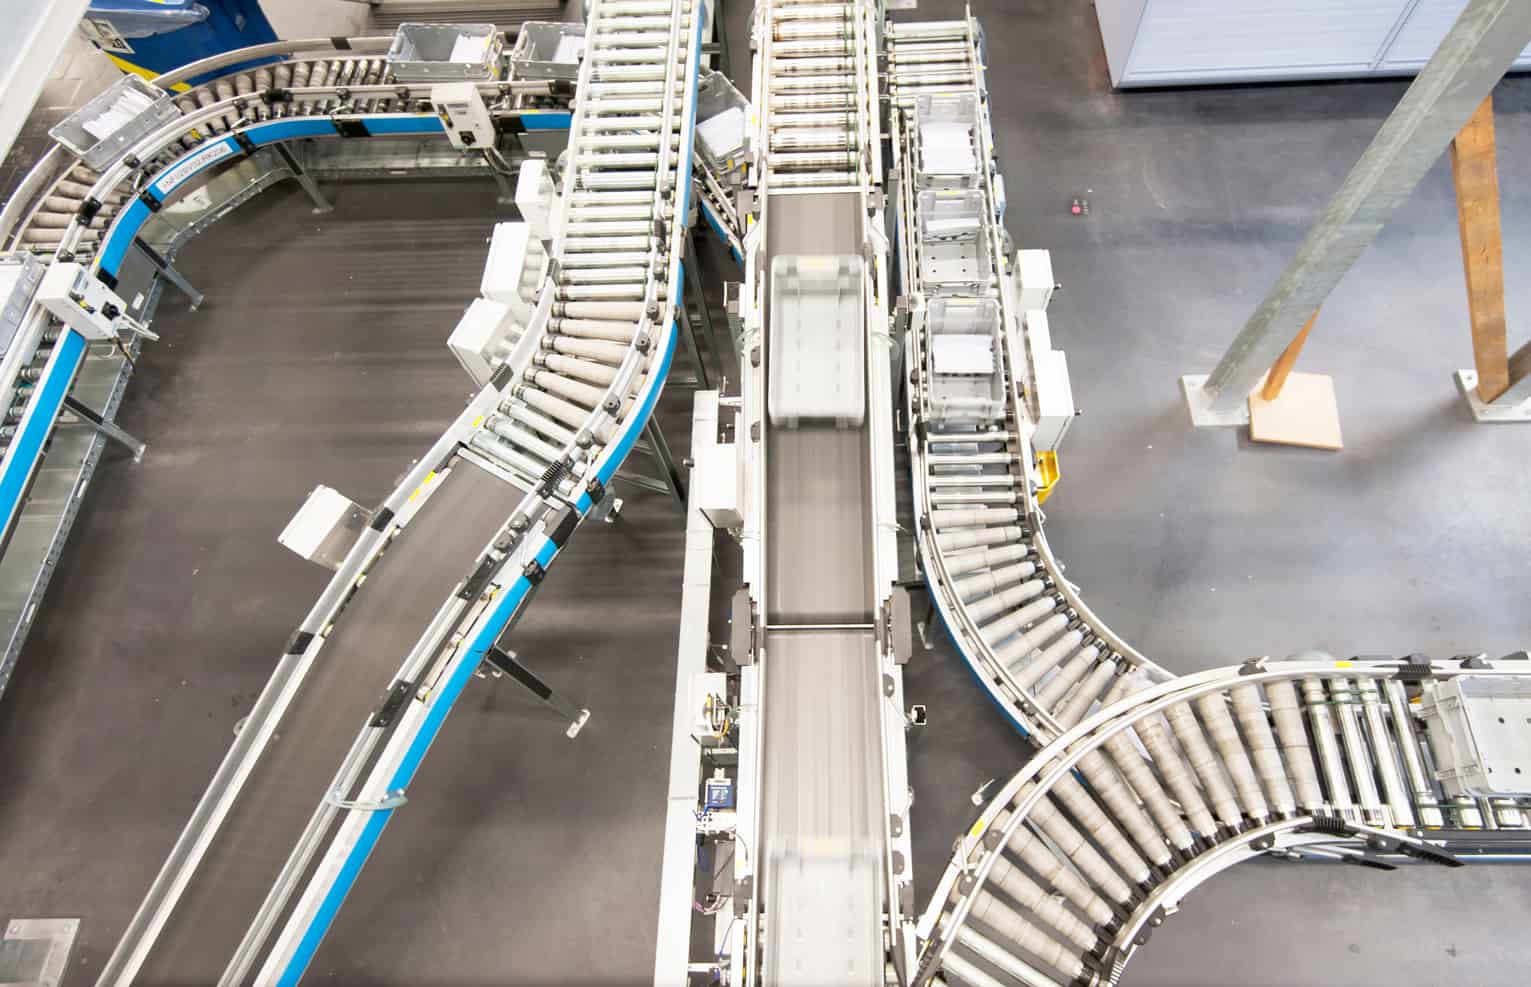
[36,261,125,341]
[431,82,497,150]
[278,486,370,570]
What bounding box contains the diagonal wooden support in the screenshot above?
[1450,94,1510,403]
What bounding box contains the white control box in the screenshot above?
[515,158,557,241]
[1024,309,1075,452]
[481,221,547,328]
[431,82,497,150]
[448,297,521,387]
[1017,248,1055,312]
[695,439,741,530]
[278,485,368,570]
[36,261,124,340]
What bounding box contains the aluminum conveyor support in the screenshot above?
[91,3,707,982]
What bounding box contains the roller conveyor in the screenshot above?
[37,2,709,981]
[3,5,1528,986]
[915,657,1531,987]
[892,14,1170,748]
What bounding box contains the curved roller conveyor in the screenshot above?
[890,16,1171,746]
[0,34,578,689]
[915,656,1531,987]
[886,16,1531,987]
[61,2,709,982]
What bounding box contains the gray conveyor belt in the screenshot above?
[758,190,886,986]
[135,460,518,984]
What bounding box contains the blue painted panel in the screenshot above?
[0,332,88,539]
[98,199,152,277]
[520,113,574,131]
[359,116,445,136]
[245,118,338,145]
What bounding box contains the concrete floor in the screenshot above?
[1,1,1530,984]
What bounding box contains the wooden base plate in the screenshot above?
[1248,371,1343,450]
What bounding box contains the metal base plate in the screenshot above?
[1455,369,1531,422]
[0,918,78,987]
[1179,373,1250,427]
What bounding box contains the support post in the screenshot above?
[645,417,688,507]
[273,143,332,215]
[684,230,724,386]
[676,301,711,390]
[1450,95,1509,403]
[1260,311,1318,401]
[133,237,203,310]
[1181,0,1531,426]
[482,646,590,738]
[62,394,145,461]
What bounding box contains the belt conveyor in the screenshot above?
[1,4,1527,986]
[25,1,709,981]
[0,36,578,696]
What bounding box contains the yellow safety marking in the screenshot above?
[407,470,438,503]
[1335,661,1354,668]
[968,819,986,839]
[105,54,192,92]
[472,415,484,428]
[1034,450,1061,505]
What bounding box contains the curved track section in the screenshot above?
[916,656,1531,987]
[84,3,706,982]
[890,17,1170,744]
[0,35,574,685]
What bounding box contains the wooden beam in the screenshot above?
[1450,93,1510,402]
[1261,310,1318,401]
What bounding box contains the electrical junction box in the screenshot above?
[1418,675,1531,798]
[703,772,735,810]
[695,439,741,530]
[430,82,496,150]
[36,261,124,340]
[515,158,558,241]
[1024,309,1074,452]
[481,221,547,328]
[690,671,728,747]
[448,297,521,388]
[1017,248,1055,312]
[278,485,370,570]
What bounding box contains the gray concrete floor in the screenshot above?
[1,1,1530,985]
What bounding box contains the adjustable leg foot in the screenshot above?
[482,646,591,739]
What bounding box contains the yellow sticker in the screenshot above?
[968,819,986,839]
[407,470,438,503]
[1335,660,1354,668]
[472,415,484,428]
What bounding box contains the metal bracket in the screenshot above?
[1455,369,1531,422]
[326,788,407,811]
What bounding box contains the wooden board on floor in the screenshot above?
[1248,371,1343,450]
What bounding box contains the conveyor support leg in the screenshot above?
[274,144,333,215]
[684,231,723,387]
[63,395,145,462]
[133,238,203,310]
[484,646,591,739]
